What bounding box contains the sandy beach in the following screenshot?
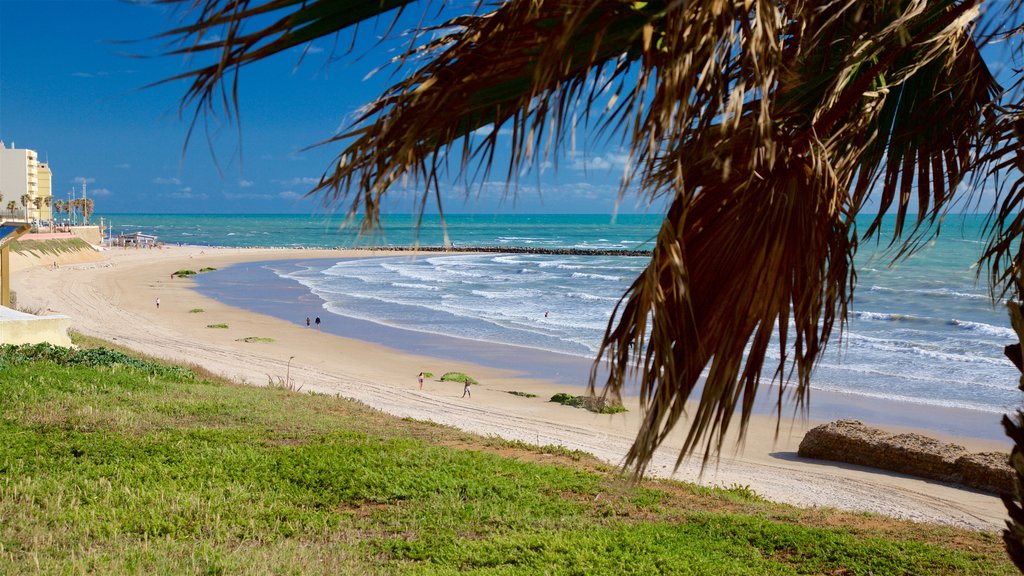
[9,244,1014,532]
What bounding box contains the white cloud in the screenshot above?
[88,187,113,197]
[471,125,513,138]
[71,176,95,185]
[171,188,207,200]
[281,176,319,187]
[239,179,254,188]
[224,192,273,201]
[570,150,631,172]
[153,176,182,185]
[279,191,303,200]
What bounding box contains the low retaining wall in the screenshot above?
[0,307,72,347]
[798,419,1013,495]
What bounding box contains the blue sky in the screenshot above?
[0,0,649,215]
[0,1,1016,217]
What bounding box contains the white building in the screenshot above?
[0,141,39,221]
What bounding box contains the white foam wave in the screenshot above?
[571,272,622,281]
[949,319,1015,338]
[852,311,923,322]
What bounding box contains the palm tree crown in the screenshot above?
[155,0,1024,469]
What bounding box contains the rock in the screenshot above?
[956,452,1014,495]
[798,419,1012,495]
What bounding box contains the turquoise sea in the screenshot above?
[101,213,1024,428]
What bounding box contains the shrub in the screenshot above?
[550,393,626,414]
[175,269,197,276]
[0,342,194,380]
[440,372,478,385]
[550,393,576,404]
[508,391,537,398]
[199,267,218,273]
[189,308,204,313]
[237,337,274,343]
[207,323,229,329]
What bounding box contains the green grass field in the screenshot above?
[0,337,1013,574]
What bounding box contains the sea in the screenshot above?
[100,213,1024,432]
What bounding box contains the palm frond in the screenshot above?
[159,0,1011,474]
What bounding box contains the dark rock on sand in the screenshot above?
[798,419,1012,495]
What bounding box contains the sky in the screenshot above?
[0,1,1017,217]
[0,0,647,215]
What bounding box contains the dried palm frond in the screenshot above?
[156,0,1013,475]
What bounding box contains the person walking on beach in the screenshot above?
[306,316,310,328]
[462,380,471,398]
[315,316,321,330]
[417,372,424,390]
[156,297,160,309]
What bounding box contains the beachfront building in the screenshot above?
[0,141,53,224]
[0,141,38,221]
[36,162,53,222]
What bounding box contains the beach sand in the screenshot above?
[10,244,1014,531]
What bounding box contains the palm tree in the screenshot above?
[43,196,52,230]
[81,198,94,226]
[19,194,30,222]
[53,199,64,228]
[6,201,15,218]
[156,0,1024,561]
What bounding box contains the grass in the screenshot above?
[0,338,1014,574]
[550,392,628,414]
[206,323,229,329]
[440,371,478,385]
[10,237,94,256]
[508,390,538,398]
[189,308,205,313]
[237,336,274,343]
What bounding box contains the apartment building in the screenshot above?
[0,141,53,222]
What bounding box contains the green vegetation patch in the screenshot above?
[440,371,478,385]
[0,340,1012,575]
[199,267,218,273]
[206,323,229,329]
[188,308,204,313]
[174,269,197,277]
[550,392,627,414]
[237,337,274,343]
[10,237,94,256]
[507,390,537,398]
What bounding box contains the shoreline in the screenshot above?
[195,256,1011,443]
[9,243,1014,531]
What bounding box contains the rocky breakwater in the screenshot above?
[798,419,1013,495]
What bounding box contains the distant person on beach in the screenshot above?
[462,381,471,398]
[315,316,321,330]
[306,317,310,328]
[156,297,160,309]
[417,372,424,390]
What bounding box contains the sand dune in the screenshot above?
[10,244,1012,531]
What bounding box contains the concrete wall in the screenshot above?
[0,307,72,347]
[69,226,102,245]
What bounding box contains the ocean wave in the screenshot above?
[391,282,440,291]
[571,272,622,281]
[852,311,924,322]
[565,291,619,302]
[866,285,990,301]
[949,319,1015,338]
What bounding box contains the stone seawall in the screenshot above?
[347,246,653,257]
[798,419,1013,495]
